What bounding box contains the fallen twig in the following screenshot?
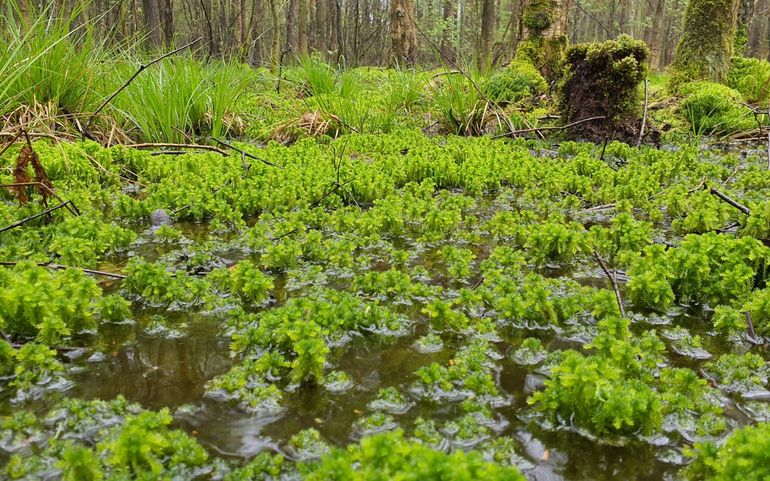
[212,138,280,168]
[708,187,751,215]
[129,143,228,156]
[0,201,73,233]
[745,311,759,344]
[492,116,607,139]
[760,101,770,170]
[1,182,80,216]
[637,78,649,148]
[0,130,23,158]
[579,203,616,214]
[593,250,626,318]
[0,261,126,279]
[83,38,201,141]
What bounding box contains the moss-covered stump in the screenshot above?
[513,0,571,85]
[558,35,652,143]
[669,0,740,86]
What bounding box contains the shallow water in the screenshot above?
[3,155,770,480]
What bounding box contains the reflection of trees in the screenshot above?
[79,335,231,407]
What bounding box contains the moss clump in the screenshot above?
[727,56,770,104]
[558,35,649,141]
[682,422,770,481]
[669,0,740,85]
[302,430,526,480]
[514,36,567,85]
[679,81,754,135]
[484,61,547,103]
[522,0,556,32]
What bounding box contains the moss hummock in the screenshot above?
[679,81,754,135]
[558,35,650,142]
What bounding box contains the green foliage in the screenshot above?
[589,213,652,265]
[728,56,770,104]
[530,316,722,438]
[524,216,586,264]
[745,287,770,336]
[0,3,117,116]
[415,339,499,399]
[99,409,208,478]
[431,69,491,136]
[6,342,63,392]
[231,290,403,384]
[627,234,770,310]
[300,430,525,481]
[683,423,770,481]
[205,354,285,410]
[704,353,768,392]
[438,245,476,280]
[483,62,547,103]
[228,260,274,303]
[0,262,100,343]
[224,452,284,481]
[96,295,133,323]
[58,442,104,481]
[115,57,250,143]
[679,82,754,136]
[530,317,665,436]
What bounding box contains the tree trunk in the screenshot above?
[161,0,174,46]
[670,0,740,84]
[248,0,264,64]
[334,0,343,61]
[479,0,496,69]
[142,0,163,47]
[286,0,298,52]
[200,0,218,56]
[510,0,523,52]
[747,0,768,57]
[316,0,328,56]
[298,0,309,55]
[239,0,248,47]
[269,0,281,68]
[440,0,456,62]
[389,0,418,66]
[737,0,757,53]
[618,0,631,34]
[648,0,666,69]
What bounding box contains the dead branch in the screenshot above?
[212,137,280,168]
[492,116,607,139]
[129,143,228,156]
[0,261,126,279]
[0,201,73,234]
[708,187,751,215]
[82,38,201,140]
[637,78,649,148]
[593,250,626,318]
[579,203,617,214]
[745,311,759,344]
[0,131,23,158]
[1,182,80,216]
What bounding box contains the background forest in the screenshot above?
[12,0,770,70]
